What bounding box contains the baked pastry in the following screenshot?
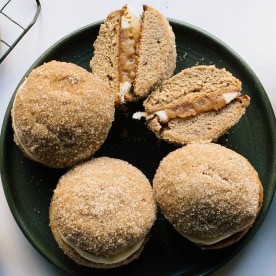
[153,143,263,249]
[90,4,176,105]
[11,61,115,168]
[49,157,157,268]
[133,65,250,145]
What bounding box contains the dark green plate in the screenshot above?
[1,20,276,276]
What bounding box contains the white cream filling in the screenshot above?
[58,228,144,264]
[132,111,147,120]
[120,81,132,104]
[132,111,165,121]
[177,229,234,245]
[121,5,140,30]
[121,16,131,29]
[223,91,240,103]
[154,110,168,123]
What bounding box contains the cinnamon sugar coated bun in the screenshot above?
[11,61,115,168]
[153,143,263,249]
[49,157,157,268]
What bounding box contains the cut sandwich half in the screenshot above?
[133,65,250,145]
[90,5,176,105]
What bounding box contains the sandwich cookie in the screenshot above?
[11,61,115,168]
[49,157,157,268]
[153,143,263,249]
[90,4,176,105]
[134,65,250,145]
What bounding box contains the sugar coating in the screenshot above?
[49,157,156,264]
[11,61,115,168]
[153,143,263,241]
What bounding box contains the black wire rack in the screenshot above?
[0,0,41,63]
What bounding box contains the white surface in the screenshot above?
[0,0,276,275]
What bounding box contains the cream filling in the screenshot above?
[176,229,234,245]
[133,92,240,122]
[223,91,240,104]
[132,111,148,120]
[121,5,140,29]
[58,228,144,264]
[120,81,132,104]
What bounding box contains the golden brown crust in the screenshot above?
[49,157,157,268]
[11,61,115,168]
[153,143,263,249]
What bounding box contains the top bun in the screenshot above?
[11,61,115,168]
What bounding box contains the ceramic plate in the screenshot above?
[1,20,276,276]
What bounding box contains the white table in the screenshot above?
[1,1,275,275]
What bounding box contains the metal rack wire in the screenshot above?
[0,0,41,63]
